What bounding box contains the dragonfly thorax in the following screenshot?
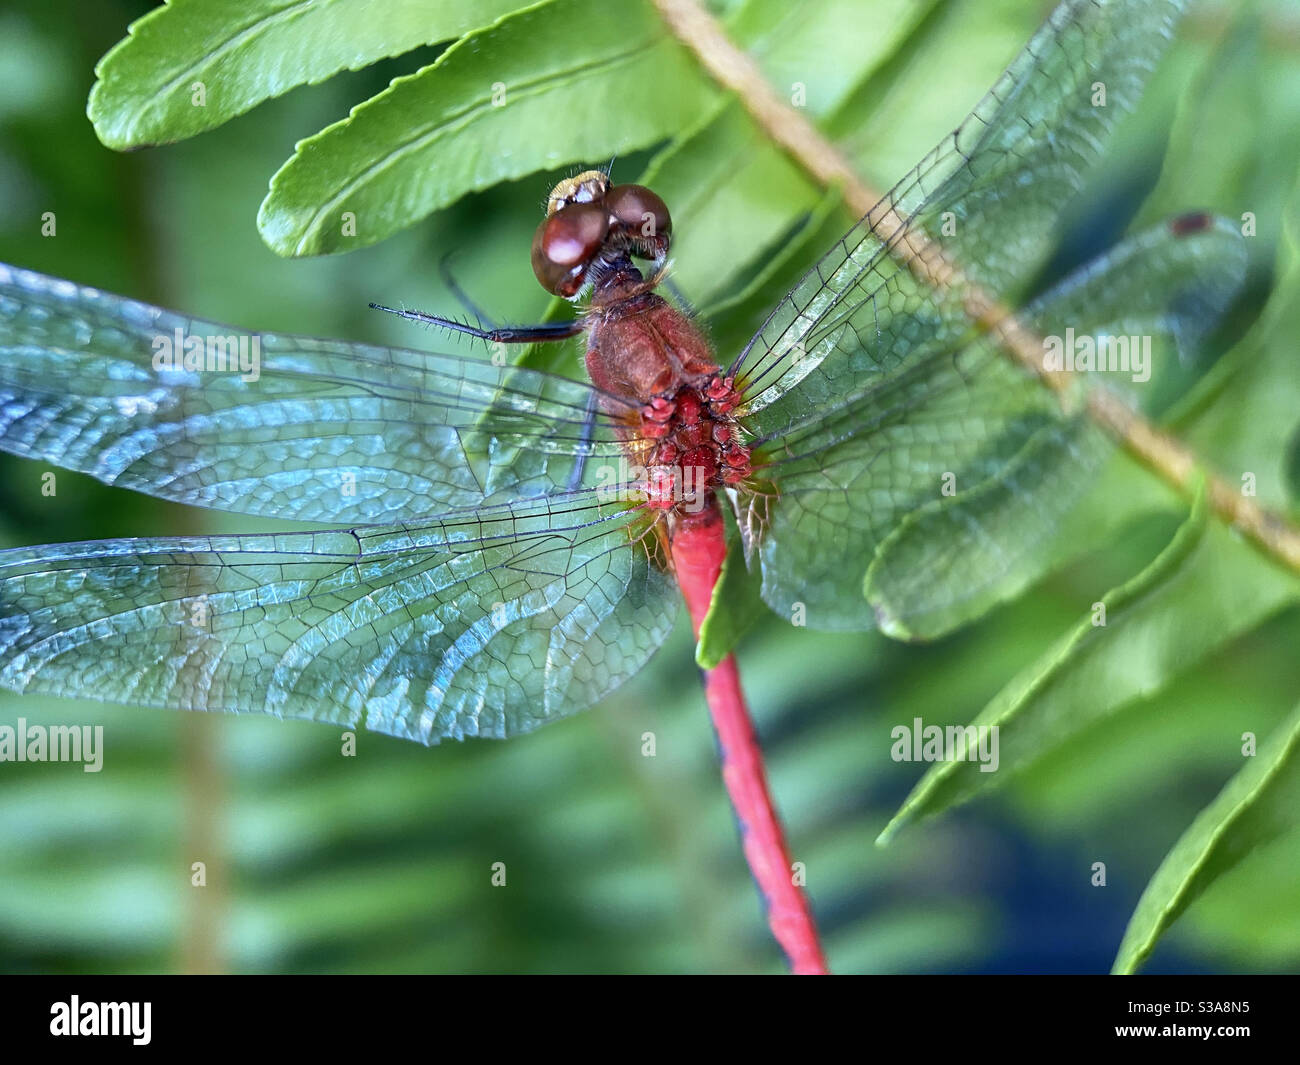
[584,294,750,514]
[639,376,750,515]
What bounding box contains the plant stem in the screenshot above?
[672,507,830,975]
[180,712,224,974]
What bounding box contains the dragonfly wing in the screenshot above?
[0,492,675,743]
[731,0,1187,428]
[0,263,634,522]
[754,217,1246,632]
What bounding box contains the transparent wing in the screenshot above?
[730,0,1186,435]
[0,263,639,523]
[753,217,1246,632]
[0,490,676,743]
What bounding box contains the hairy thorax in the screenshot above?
[585,291,751,516]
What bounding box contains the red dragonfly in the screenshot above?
[0,0,1242,973]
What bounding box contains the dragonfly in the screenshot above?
[0,0,1242,973]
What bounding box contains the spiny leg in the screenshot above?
[369,303,583,344]
[566,390,600,492]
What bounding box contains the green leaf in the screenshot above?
[1139,0,1300,255]
[257,0,717,256]
[636,98,822,308]
[729,0,933,119]
[865,420,1112,641]
[88,0,528,149]
[1144,10,1300,516]
[701,183,847,336]
[695,511,768,669]
[827,0,1047,187]
[877,477,1300,844]
[861,210,1246,642]
[1182,170,1300,511]
[1112,699,1300,974]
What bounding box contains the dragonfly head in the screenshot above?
[531,169,672,299]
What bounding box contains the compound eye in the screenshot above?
[605,184,671,248]
[531,202,610,296]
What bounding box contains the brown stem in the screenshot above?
[180,712,225,974]
[651,0,1300,573]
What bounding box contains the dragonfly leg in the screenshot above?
[368,302,583,344]
[439,249,498,330]
[565,390,600,491]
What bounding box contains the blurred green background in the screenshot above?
[1,0,1299,974]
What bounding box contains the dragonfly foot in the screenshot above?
[704,374,739,413]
